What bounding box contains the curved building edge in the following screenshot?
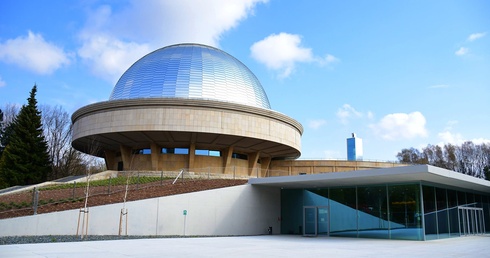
[71,98,303,175]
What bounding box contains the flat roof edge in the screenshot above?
[249,165,490,193]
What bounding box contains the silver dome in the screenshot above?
[109,43,271,109]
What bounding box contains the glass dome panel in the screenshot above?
[109,44,271,109]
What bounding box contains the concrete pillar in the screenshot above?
[188,142,196,170]
[104,150,116,170]
[222,146,234,174]
[248,151,260,176]
[150,143,160,171]
[259,157,271,177]
[120,145,132,170]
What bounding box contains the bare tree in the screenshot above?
[40,105,104,180]
[433,145,445,168]
[0,103,20,157]
[41,105,73,179]
[0,103,20,124]
[443,143,458,172]
[396,148,425,164]
[398,141,490,180]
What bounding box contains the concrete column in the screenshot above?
[248,151,260,176]
[222,146,234,174]
[188,142,196,170]
[259,157,271,177]
[120,145,132,170]
[104,150,116,170]
[150,143,160,171]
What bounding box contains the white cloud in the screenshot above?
[308,119,327,129]
[366,111,374,119]
[337,104,362,124]
[0,31,70,74]
[444,120,458,131]
[250,33,313,78]
[455,47,469,56]
[250,32,339,78]
[78,35,151,83]
[438,131,464,145]
[78,0,267,82]
[319,54,340,66]
[471,138,490,144]
[0,76,5,87]
[437,120,463,145]
[370,111,428,140]
[437,132,490,146]
[467,32,486,42]
[437,120,490,146]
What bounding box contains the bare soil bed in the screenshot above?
[0,179,247,220]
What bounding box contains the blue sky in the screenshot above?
[0,0,489,161]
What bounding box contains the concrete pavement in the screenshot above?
[1,235,489,257]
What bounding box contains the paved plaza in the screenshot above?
[1,235,489,257]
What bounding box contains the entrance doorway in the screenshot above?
[458,206,485,236]
[303,206,329,236]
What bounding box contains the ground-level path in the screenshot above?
[1,235,489,257]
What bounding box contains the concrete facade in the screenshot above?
[72,98,303,175]
[0,184,280,237]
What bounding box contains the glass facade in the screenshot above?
[281,183,489,241]
[109,44,271,109]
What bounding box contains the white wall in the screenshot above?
[0,185,281,236]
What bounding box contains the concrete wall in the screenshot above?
[127,153,253,176]
[71,99,303,160]
[0,185,281,237]
[269,160,406,176]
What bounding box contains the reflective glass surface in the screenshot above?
[109,44,271,109]
[281,183,489,240]
[358,186,389,239]
[388,184,423,240]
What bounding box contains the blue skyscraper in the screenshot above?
[347,133,363,161]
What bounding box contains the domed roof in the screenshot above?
[109,43,271,109]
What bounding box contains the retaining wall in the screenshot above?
[0,184,280,236]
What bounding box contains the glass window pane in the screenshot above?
[304,189,328,207]
[209,150,220,157]
[389,184,423,240]
[467,193,475,206]
[280,189,303,235]
[357,186,389,239]
[447,189,459,236]
[482,195,490,233]
[195,149,209,156]
[436,188,449,238]
[175,148,189,154]
[423,185,438,240]
[329,187,357,237]
[457,191,466,206]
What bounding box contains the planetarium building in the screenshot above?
[72,44,303,177]
[67,44,490,241]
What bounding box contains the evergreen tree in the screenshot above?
[0,85,51,187]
